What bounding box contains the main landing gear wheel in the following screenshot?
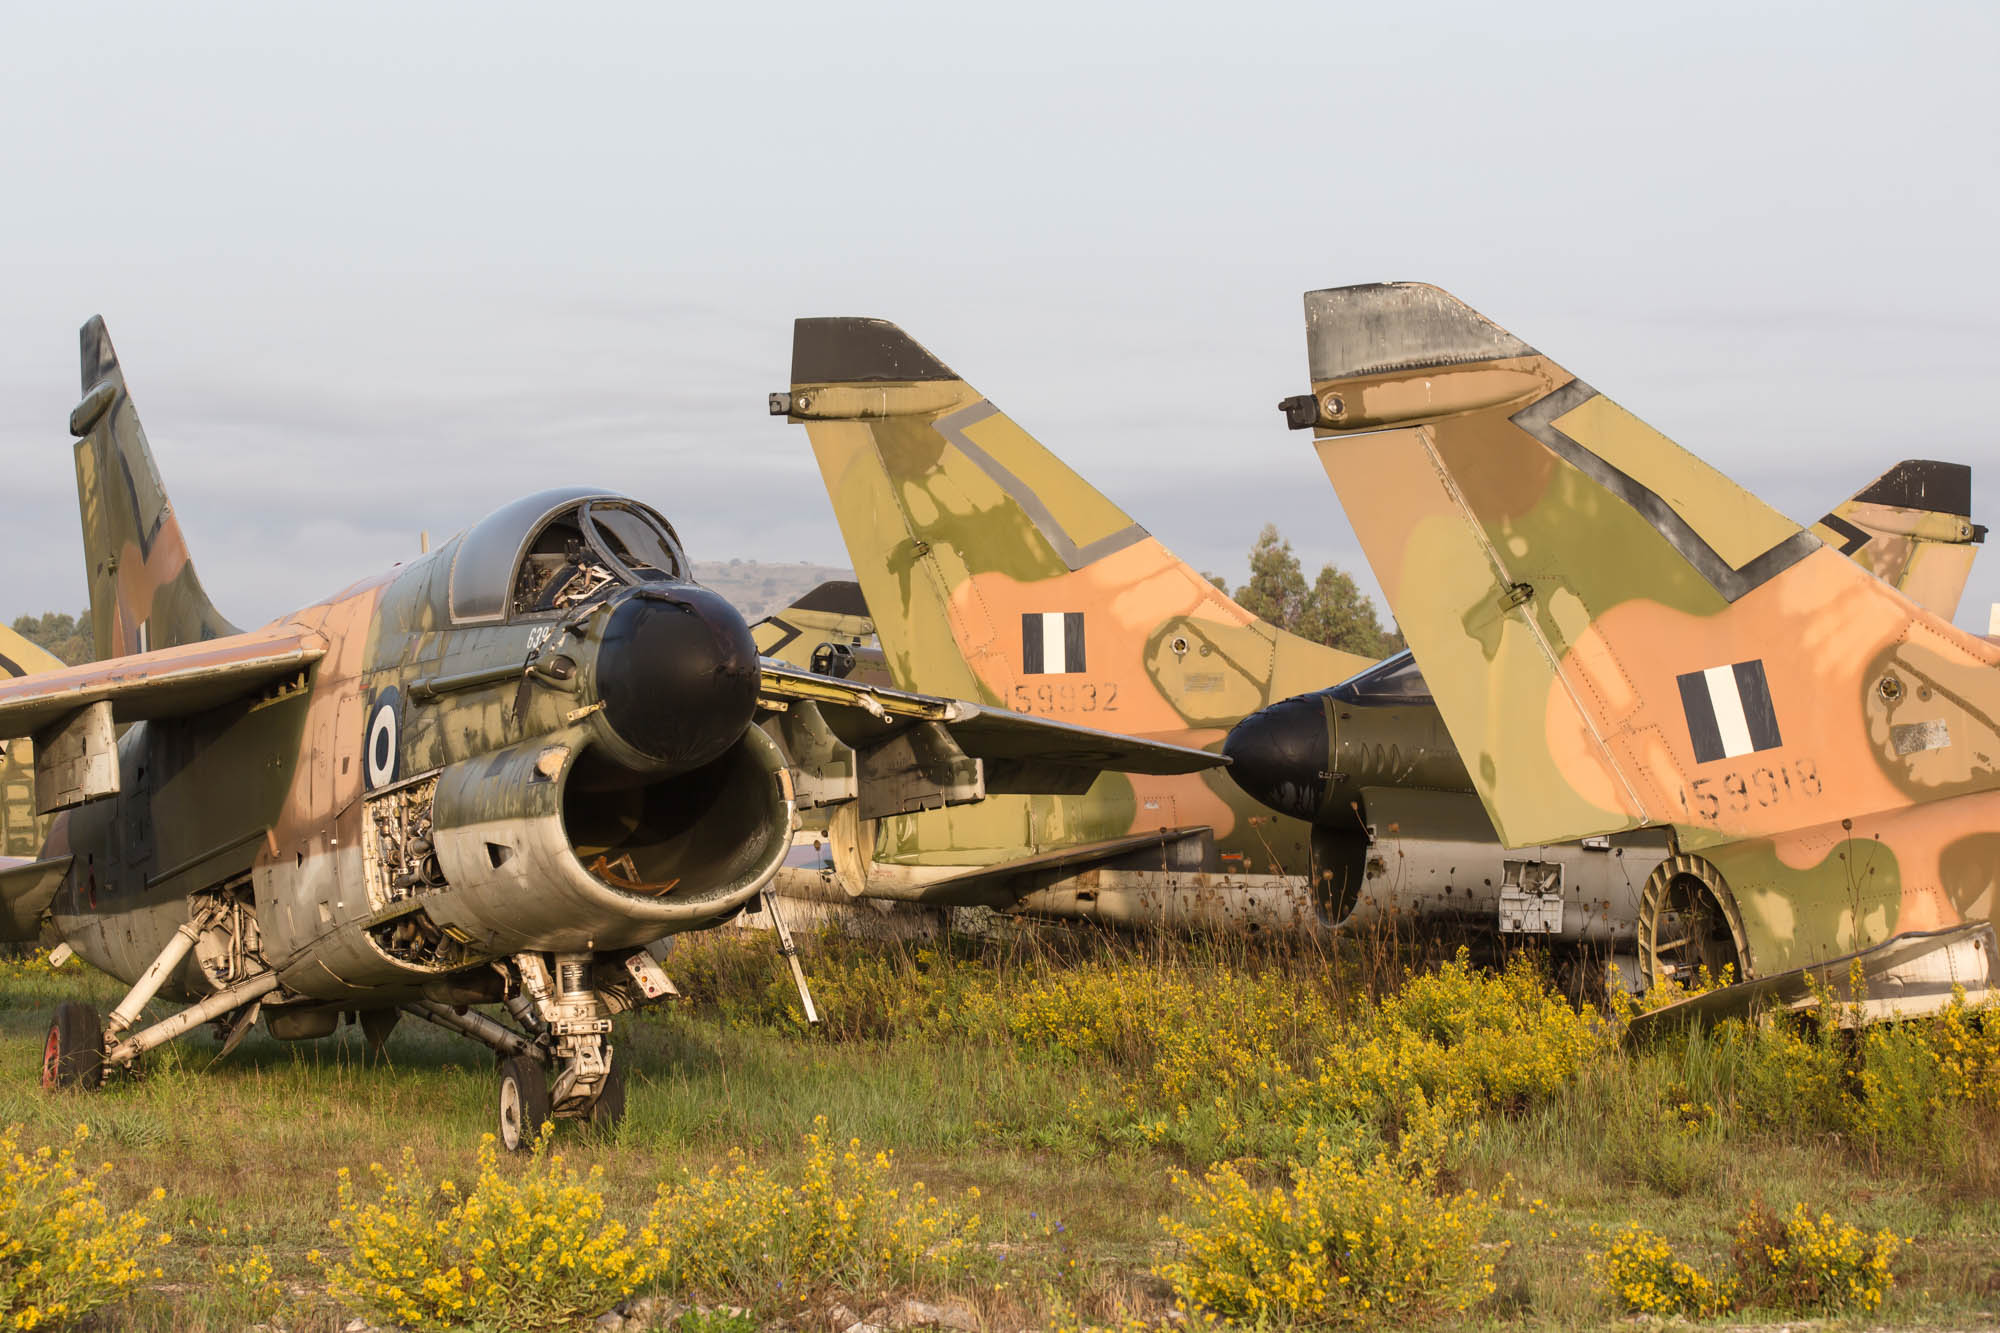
[42,1003,104,1091]
[497,1055,552,1152]
[587,1056,627,1135]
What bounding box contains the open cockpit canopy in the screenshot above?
[447,488,689,624]
[1328,649,1433,706]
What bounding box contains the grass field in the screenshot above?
[1,926,1997,1332]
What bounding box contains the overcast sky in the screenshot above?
[3,2,1996,633]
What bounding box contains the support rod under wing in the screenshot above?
[405,1001,537,1056]
[105,921,202,1039]
[107,971,282,1066]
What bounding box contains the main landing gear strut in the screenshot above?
[42,908,284,1090]
[41,926,673,1153]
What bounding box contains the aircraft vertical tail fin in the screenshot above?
[70,318,238,660]
[1295,282,2000,850]
[1813,460,1984,621]
[781,318,1372,732]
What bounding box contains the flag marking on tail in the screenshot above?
[1677,660,1782,763]
[1022,613,1086,674]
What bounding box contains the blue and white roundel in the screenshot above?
[365,689,401,789]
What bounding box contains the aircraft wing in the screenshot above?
[876,828,1213,907]
[0,630,325,738]
[757,660,1223,777]
[0,856,71,941]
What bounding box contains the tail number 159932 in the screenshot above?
[1012,681,1118,714]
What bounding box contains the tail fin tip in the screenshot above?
[79,315,119,394]
[1304,282,1535,382]
[1855,460,1971,516]
[791,317,957,385]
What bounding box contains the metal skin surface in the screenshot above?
[774,319,1375,924]
[750,580,893,689]
[1290,282,2000,991]
[0,627,64,860]
[1224,466,1985,943]
[6,319,1224,1114]
[43,357,791,1004]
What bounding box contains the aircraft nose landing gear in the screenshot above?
[497,1054,553,1152]
[479,949,662,1149]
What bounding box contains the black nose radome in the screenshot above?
[596,585,760,775]
[1223,694,1332,821]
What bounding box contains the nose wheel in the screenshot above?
[491,951,644,1149]
[494,1039,625,1149]
[496,1055,552,1152]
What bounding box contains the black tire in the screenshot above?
[497,1055,552,1152]
[42,1003,103,1091]
[588,1054,627,1135]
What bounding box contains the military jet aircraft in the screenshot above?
[1279,281,1997,1014]
[0,318,1224,1145]
[0,627,65,862]
[764,319,1987,974]
[1223,463,1986,955]
[768,318,1375,934]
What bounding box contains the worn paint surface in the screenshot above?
[1223,462,1985,929]
[779,318,1375,899]
[9,317,1223,1046]
[1294,281,2000,979]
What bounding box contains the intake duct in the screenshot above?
[423,724,792,954]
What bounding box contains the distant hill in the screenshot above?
[693,560,855,621]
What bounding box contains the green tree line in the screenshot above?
[1208,524,1404,658]
[8,612,93,666]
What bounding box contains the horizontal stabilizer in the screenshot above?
[0,631,326,740]
[1627,922,1996,1039]
[0,856,70,942]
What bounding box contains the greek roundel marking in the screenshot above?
[365,689,401,789]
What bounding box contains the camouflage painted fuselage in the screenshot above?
[47,510,789,1009]
[1293,282,2000,982]
[778,319,1375,906]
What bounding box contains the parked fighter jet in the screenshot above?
[1281,281,1997,1012]
[767,321,1987,968]
[0,319,1223,1144]
[0,627,64,861]
[1224,464,1986,949]
[768,319,1374,932]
